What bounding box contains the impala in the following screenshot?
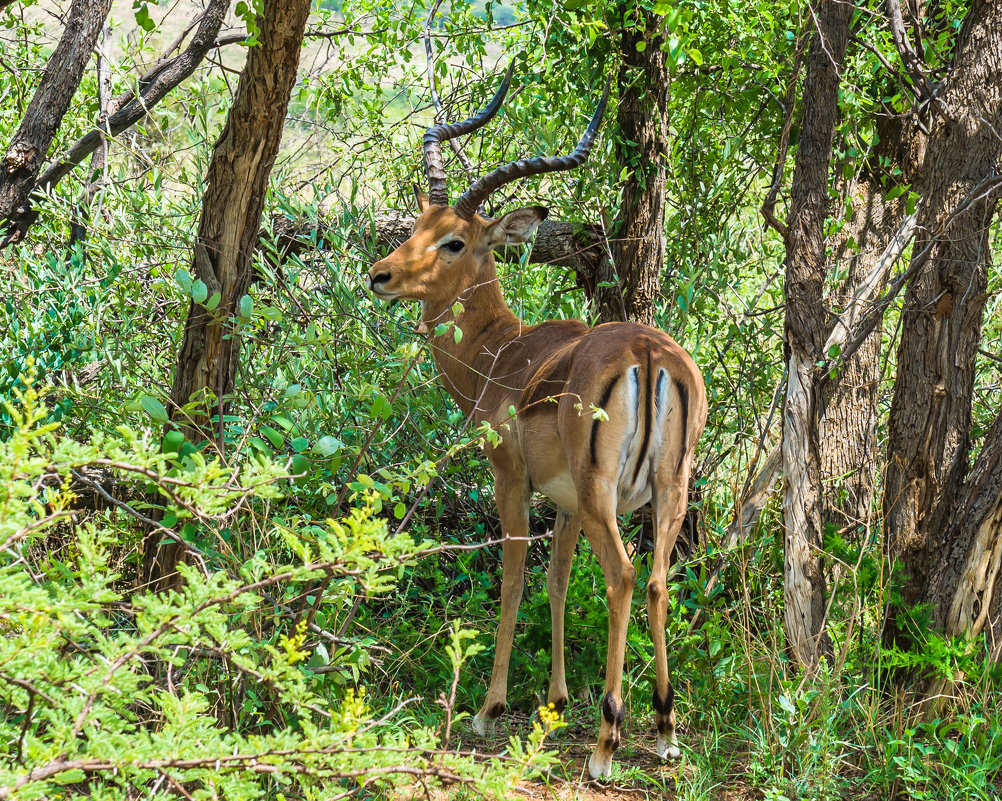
[367,70,706,779]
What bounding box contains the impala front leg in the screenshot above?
[472,469,530,736]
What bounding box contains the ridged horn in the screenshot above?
[453,80,611,221]
[423,64,515,207]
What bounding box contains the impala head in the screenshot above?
[368,67,609,309]
[368,193,548,305]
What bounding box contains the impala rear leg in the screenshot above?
[647,463,690,760]
[580,498,635,780]
[472,471,530,736]
[547,510,580,714]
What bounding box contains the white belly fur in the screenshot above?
[535,470,653,516]
[537,471,579,514]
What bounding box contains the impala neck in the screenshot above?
[421,257,522,417]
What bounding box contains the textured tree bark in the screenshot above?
[2,0,229,244]
[0,0,112,240]
[596,8,668,326]
[142,0,312,590]
[883,1,1002,624]
[725,444,782,550]
[781,0,853,670]
[927,411,1002,639]
[819,115,926,533]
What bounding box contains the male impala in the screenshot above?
[368,70,706,779]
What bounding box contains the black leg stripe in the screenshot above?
[633,351,653,484]
[589,373,620,466]
[674,379,689,472]
[601,691,626,727]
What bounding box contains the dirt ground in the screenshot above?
[399,712,761,801]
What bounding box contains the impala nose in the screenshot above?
[367,262,392,291]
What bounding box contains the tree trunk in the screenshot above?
[142,0,312,590]
[596,7,668,326]
[926,411,1002,641]
[3,0,229,244]
[883,1,1002,624]
[0,0,112,240]
[820,115,926,533]
[781,0,853,670]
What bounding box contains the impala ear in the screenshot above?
[482,206,549,251]
[414,185,431,212]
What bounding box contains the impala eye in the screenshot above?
[442,239,465,253]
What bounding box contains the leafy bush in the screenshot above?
[0,384,562,799]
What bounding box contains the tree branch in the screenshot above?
[886,0,935,103]
[2,0,231,242]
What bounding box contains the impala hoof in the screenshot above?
[471,712,495,737]
[657,734,681,760]
[587,750,613,780]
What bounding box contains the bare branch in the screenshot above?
[423,0,475,182]
[886,0,935,102]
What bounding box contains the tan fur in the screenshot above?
[369,198,707,778]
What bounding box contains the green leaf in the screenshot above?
[249,436,272,454]
[453,326,463,343]
[54,769,87,785]
[272,414,294,431]
[313,435,343,457]
[140,395,169,424]
[174,267,193,292]
[191,279,208,304]
[635,39,647,52]
[260,424,284,449]
[884,184,906,201]
[162,429,185,455]
[290,436,309,453]
[205,291,221,311]
[434,323,450,337]
[290,454,309,479]
[239,293,253,317]
[394,502,406,519]
[134,3,155,32]
[370,395,391,420]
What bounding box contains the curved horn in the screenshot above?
[453,81,611,221]
[423,64,515,207]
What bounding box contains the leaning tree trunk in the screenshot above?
[820,114,925,533]
[781,0,853,671]
[883,0,1002,630]
[0,0,112,241]
[3,0,229,243]
[595,7,669,326]
[142,0,312,590]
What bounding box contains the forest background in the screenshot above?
[2,0,1002,798]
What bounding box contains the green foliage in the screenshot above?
[0,384,562,798]
[2,0,1001,798]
